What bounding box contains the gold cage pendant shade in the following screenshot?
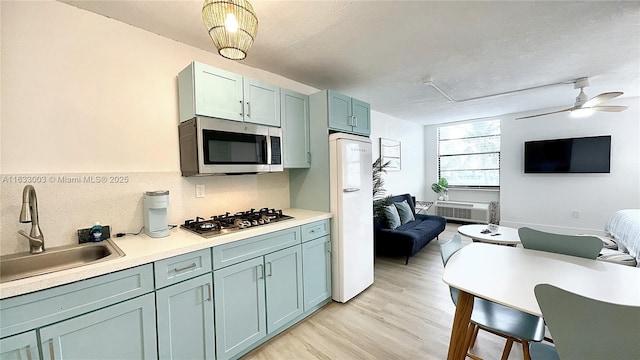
[202,0,258,60]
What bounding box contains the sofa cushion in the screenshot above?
[394,200,415,225]
[383,205,401,229]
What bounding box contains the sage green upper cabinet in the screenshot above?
[327,90,371,136]
[328,91,352,132]
[351,98,371,135]
[243,78,281,127]
[281,89,310,168]
[178,61,281,126]
[179,62,243,122]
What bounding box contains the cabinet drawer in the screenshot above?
[212,228,301,270]
[154,249,212,289]
[0,264,153,338]
[301,220,330,242]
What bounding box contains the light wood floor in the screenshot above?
[244,223,530,360]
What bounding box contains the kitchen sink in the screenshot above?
[0,239,125,283]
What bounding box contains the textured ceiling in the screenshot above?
[60,0,640,125]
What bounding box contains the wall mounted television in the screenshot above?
[524,135,611,173]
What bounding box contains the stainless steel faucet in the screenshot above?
[18,185,45,254]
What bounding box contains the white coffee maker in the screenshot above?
[143,190,170,238]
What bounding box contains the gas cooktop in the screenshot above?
[181,208,293,238]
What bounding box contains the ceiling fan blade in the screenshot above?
[589,105,628,112]
[582,92,623,108]
[516,108,574,120]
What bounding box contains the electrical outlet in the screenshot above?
[572,211,580,219]
[196,184,205,198]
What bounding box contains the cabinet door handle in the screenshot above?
[246,102,251,117]
[205,283,212,301]
[307,152,311,163]
[266,262,272,277]
[354,116,358,127]
[239,100,244,116]
[25,346,33,360]
[47,339,56,360]
[257,264,264,279]
[174,262,197,273]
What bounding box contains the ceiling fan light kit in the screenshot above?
[570,108,594,118]
[202,0,258,60]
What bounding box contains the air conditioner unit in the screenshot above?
[435,201,490,223]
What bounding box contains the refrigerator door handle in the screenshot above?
[343,188,360,193]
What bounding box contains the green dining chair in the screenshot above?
[441,235,546,360]
[517,227,603,259]
[530,284,640,360]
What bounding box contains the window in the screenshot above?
[437,119,500,187]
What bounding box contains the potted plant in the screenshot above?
[373,157,392,220]
[431,178,449,201]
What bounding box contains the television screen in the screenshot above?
[524,135,611,173]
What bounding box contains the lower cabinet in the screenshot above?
[302,235,332,311]
[214,245,303,360]
[214,257,265,360]
[0,331,40,360]
[156,274,215,360]
[0,220,330,360]
[265,245,304,332]
[40,293,157,360]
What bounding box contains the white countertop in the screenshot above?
[0,208,331,299]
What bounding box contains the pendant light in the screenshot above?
[202,0,258,60]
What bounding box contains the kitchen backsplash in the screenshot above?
[0,171,290,255]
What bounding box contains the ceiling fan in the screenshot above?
[516,77,627,120]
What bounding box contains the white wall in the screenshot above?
[370,111,426,200]
[424,98,640,233]
[0,1,316,254]
[500,97,640,234]
[1,0,316,174]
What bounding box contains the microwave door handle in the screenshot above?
[266,136,272,165]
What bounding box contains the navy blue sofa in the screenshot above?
[375,194,446,264]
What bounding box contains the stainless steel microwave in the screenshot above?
[179,117,283,176]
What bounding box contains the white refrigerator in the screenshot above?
[329,133,374,303]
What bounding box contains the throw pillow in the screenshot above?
[394,200,415,225]
[383,205,401,230]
